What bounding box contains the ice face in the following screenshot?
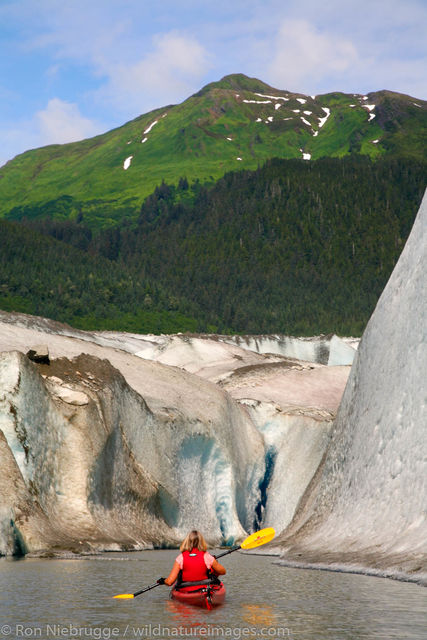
[245,402,334,532]
[279,190,427,583]
[221,334,357,366]
[327,335,359,366]
[171,435,245,543]
[0,348,265,553]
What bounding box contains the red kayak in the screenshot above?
[171,583,226,609]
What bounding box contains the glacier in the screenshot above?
[278,190,427,585]
[0,312,349,555]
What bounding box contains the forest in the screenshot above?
[2,155,426,335]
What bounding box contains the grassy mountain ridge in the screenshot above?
[1,74,426,228]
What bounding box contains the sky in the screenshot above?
[1,0,426,166]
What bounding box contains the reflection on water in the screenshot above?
[241,603,278,627]
[166,599,206,630]
[0,550,426,640]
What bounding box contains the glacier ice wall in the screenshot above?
[221,334,357,366]
[0,351,265,555]
[279,190,427,582]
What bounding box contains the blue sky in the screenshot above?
[1,0,426,165]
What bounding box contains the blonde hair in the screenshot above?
[180,530,208,552]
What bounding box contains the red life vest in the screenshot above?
[181,549,209,588]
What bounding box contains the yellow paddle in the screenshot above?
[214,527,276,559]
[113,527,275,599]
[113,579,163,600]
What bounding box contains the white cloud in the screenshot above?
[95,31,211,114]
[0,99,102,166]
[13,1,211,116]
[35,98,100,144]
[268,19,359,93]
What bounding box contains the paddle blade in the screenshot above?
[241,527,276,550]
[113,594,135,599]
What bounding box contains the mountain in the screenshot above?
[1,74,426,228]
[3,155,425,335]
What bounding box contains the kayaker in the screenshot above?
[158,530,226,589]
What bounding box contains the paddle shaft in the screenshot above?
[133,580,162,597]
[214,545,241,560]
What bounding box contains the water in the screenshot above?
[0,550,426,639]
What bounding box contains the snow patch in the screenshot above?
[361,104,376,122]
[318,107,330,128]
[303,111,312,115]
[412,102,421,108]
[275,103,282,110]
[302,153,311,160]
[267,116,273,122]
[313,131,318,137]
[292,109,300,113]
[226,137,233,141]
[256,118,262,122]
[243,99,271,104]
[254,93,289,101]
[237,157,242,161]
[283,118,293,121]
[301,117,311,127]
[372,139,379,144]
[141,137,148,144]
[123,156,133,170]
[297,98,307,104]
[143,120,158,135]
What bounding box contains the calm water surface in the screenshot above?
[0,550,426,639]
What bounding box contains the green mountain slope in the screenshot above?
[1,74,426,228]
[17,156,426,336]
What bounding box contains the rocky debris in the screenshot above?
[46,379,89,406]
[26,344,50,364]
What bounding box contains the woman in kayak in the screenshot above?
[159,530,226,589]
